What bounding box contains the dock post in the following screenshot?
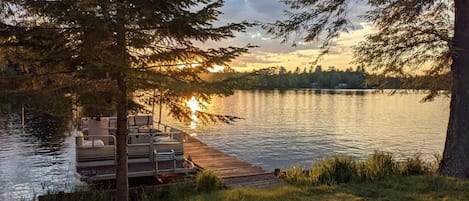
[274,168,281,176]
[21,105,25,129]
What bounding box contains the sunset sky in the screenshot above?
[206,0,374,72]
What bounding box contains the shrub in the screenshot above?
[195,170,222,193]
[431,154,442,172]
[282,151,436,187]
[283,166,313,186]
[400,153,429,176]
[360,151,399,181]
[310,156,358,185]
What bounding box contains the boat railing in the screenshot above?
[128,131,183,143]
[127,133,152,144]
[155,123,185,140]
[156,123,182,133]
[154,149,176,174]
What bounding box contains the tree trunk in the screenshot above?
[115,2,129,200]
[439,0,469,178]
[115,75,129,200]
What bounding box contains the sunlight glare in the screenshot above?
[177,62,201,70]
[187,96,200,129]
[187,96,200,112]
[208,65,225,73]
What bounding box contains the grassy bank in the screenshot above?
[282,151,440,186]
[41,175,469,201]
[188,176,469,201]
[41,152,469,201]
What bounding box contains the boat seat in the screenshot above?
[153,136,173,143]
[128,115,153,126]
[128,143,151,159]
[88,118,110,135]
[82,139,105,147]
[76,146,115,162]
[154,141,184,155]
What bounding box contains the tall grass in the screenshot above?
[311,156,358,185]
[360,151,399,180]
[400,153,430,176]
[195,170,222,193]
[283,151,435,186]
[283,166,314,185]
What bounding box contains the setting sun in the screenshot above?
[187,96,200,112]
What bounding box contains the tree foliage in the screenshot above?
[0,0,251,122]
[264,0,350,60]
[206,66,447,91]
[230,66,367,89]
[354,0,453,100]
[265,0,453,100]
[0,1,252,200]
[268,0,469,179]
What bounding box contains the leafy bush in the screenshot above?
[195,170,222,193]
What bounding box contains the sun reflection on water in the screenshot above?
[187,96,200,129]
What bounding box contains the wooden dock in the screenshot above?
[184,136,284,189]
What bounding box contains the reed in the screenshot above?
[283,166,314,186]
[359,151,399,181]
[310,155,358,185]
[282,151,434,186]
[195,170,222,193]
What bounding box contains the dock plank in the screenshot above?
[184,136,284,189]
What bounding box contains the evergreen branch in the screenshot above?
[0,70,76,79]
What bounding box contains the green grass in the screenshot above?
[42,153,467,201]
[195,170,222,193]
[283,151,437,186]
[184,176,469,201]
[41,174,469,201]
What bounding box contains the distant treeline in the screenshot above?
[203,66,450,90]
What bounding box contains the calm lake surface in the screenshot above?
[0,89,449,200]
[0,115,76,200]
[167,90,449,170]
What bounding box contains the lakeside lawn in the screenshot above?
[41,153,469,201]
[187,176,469,201]
[41,175,468,201]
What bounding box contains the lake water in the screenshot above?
[165,90,449,170]
[0,90,449,200]
[0,114,76,200]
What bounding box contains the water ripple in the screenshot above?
[175,90,448,171]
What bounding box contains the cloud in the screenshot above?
[200,28,324,54]
[203,0,374,71]
[219,0,287,23]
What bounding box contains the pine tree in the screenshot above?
[265,0,469,179]
[0,1,251,200]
